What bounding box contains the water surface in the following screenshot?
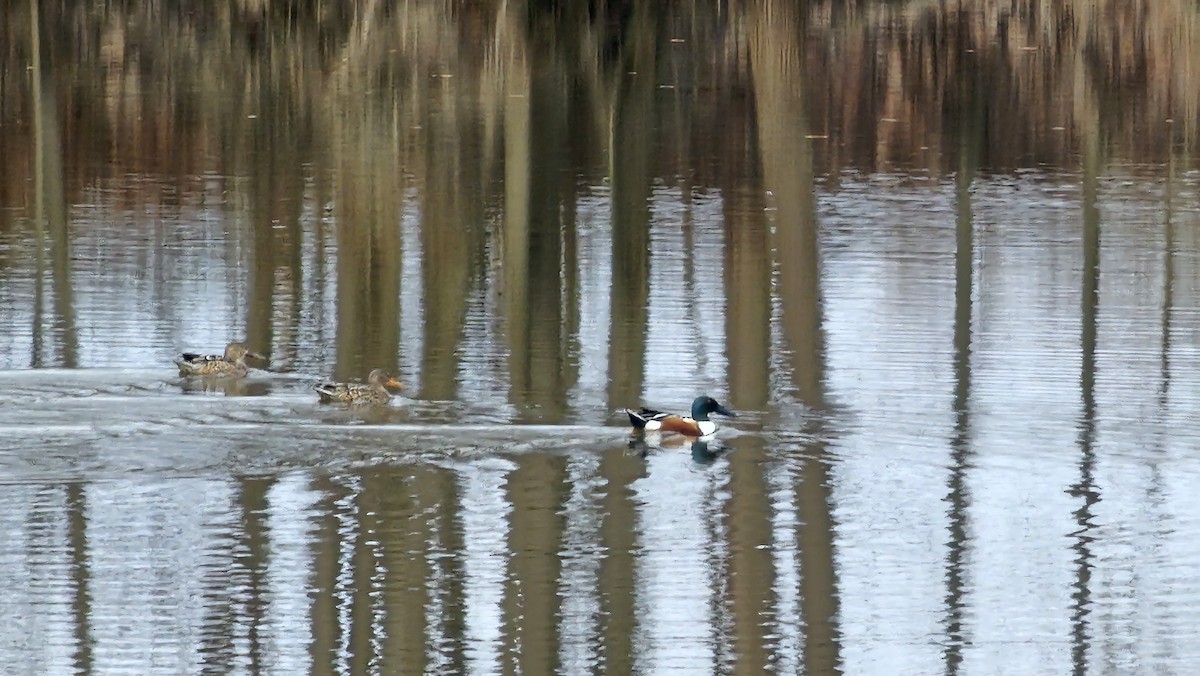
[3,1,1200,674]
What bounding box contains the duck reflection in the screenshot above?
[689,438,723,464]
[178,376,272,397]
[311,402,402,427]
[627,433,727,464]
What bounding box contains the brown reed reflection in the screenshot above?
[598,447,645,674]
[309,474,351,675]
[499,12,584,422]
[750,2,841,673]
[332,96,403,382]
[419,80,483,402]
[724,93,776,676]
[234,477,272,674]
[366,465,437,672]
[604,1,655,414]
[245,114,306,366]
[7,1,1200,196]
[30,0,76,368]
[501,454,569,673]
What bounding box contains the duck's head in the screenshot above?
[367,369,404,390]
[225,342,266,362]
[691,395,736,421]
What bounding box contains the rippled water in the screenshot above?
[5,169,1200,674]
[6,1,1200,674]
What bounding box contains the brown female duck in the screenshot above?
[314,368,404,405]
[175,342,265,377]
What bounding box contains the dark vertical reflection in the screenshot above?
[749,1,840,672]
[419,76,480,402]
[597,11,656,664]
[1143,149,1175,588]
[723,131,770,414]
[1069,114,1102,676]
[236,477,273,675]
[28,0,45,368]
[282,187,306,366]
[943,110,982,675]
[348,478,376,675]
[309,163,335,363]
[309,476,349,676]
[428,469,468,673]
[246,155,276,361]
[598,447,645,674]
[66,483,93,674]
[518,32,571,421]
[501,9,533,419]
[371,467,431,674]
[43,76,75,367]
[1158,152,1176,410]
[723,137,777,672]
[198,552,237,671]
[559,46,585,416]
[245,85,306,362]
[500,455,567,675]
[605,1,656,412]
[332,56,403,380]
[333,206,401,381]
[31,0,77,367]
[724,423,777,675]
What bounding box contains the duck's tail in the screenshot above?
[625,407,662,430]
[314,383,340,403]
[175,359,201,376]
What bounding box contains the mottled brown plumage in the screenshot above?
[176,342,265,377]
[314,369,404,405]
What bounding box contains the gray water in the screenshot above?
[4,1,1200,674]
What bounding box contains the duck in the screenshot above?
[176,342,265,377]
[625,395,737,437]
[314,368,404,405]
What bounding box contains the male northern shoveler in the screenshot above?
[314,368,404,405]
[625,395,737,437]
[176,342,265,377]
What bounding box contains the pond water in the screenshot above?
[4,1,1200,674]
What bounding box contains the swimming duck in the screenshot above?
[314,369,404,405]
[625,395,737,437]
[176,342,265,377]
